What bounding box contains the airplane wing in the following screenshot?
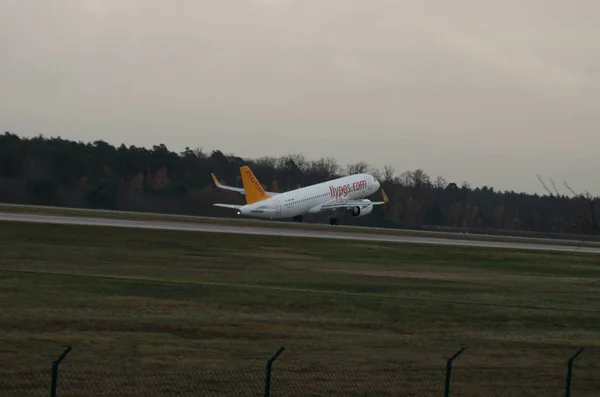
[212,203,271,214]
[211,172,280,196]
[318,189,389,210]
[320,199,386,210]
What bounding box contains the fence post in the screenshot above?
[564,348,584,397]
[50,346,72,397]
[264,346,285,397]
[443,346,466,397]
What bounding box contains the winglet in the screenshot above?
[210,171,221,187]
[381,188,389,203]
[240,165,272,204]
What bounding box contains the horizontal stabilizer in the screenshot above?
[211,170,280,196]
[213,203,243,210]
[211,172,246,194]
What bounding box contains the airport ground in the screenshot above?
[2,202,600,250]
[1,220,600,395]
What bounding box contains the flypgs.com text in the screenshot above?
[329,179,367,198]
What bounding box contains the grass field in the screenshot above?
[1,220,600,396]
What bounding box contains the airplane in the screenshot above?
[211,165,389,225]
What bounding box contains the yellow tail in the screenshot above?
[240,166,271,204]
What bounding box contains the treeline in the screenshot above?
[0,132,598,238]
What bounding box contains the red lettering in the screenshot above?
[246,170,265,196]
[329,180,371,199]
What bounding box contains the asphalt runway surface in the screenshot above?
[1,212,599,254]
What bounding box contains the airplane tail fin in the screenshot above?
[240,165,271,204]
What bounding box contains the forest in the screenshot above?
[0,132,597,239]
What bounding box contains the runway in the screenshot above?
[1,212,599,254]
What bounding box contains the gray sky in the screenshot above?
[1,0,599,195]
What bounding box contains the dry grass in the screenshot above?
[1,221,600,395]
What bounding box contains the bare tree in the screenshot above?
[253,156,277,169]
[433,176,448,189]
[368,167,382,182]
[307,157,340,181]
[346,161,370,175]
[410,169,431,188]
[397,171,413,187]
[277,154,308,172]
[382,165,395,184]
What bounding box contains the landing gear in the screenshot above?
[293,215,303,222]
[329,217,339,225]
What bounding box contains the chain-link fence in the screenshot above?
[2,347,598,396]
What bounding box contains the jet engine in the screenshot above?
[347,200,374,217]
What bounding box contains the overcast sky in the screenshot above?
[1,0,599,195]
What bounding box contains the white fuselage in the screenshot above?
[238,173,380,219]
